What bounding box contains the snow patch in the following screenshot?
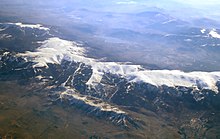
[0,34,12,39]
[0,28,6,32]
[162,19,177,24]
[201,29,206,34]
[209,29,220,39]
[17,37,86,68]
[184,39,192,42]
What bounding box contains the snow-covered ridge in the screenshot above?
[59,89,126,114]
[51,88,137,128]
[18,37,220,93]
[0,22,50,31]
[8,22,219,93]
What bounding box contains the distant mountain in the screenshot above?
[192,18,220,28]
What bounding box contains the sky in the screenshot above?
[176,0,220,6]
[1,0,220,22]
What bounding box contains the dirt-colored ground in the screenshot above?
[0,82,181,139]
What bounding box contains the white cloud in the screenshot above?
[173,0,220,6]
[116,1,137,5]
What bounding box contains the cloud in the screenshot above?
[173,0,220,6]
[116,1,137,5]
